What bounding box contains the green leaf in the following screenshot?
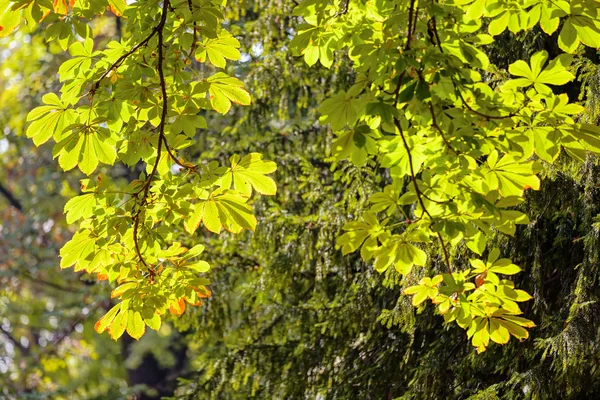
[558,18,579,53]
[319,91,358,131]
[26,93,75,146]
[196,30,241,68]
[221,153,277,196]
[202,200,222,234]
[214,192,257,232]
[338,212,388,261]
[489,318,510,345]
[466,231,486,255]
[394,243,427,275]
[207,72,251,114]
[108,0,128,16]
[470,318,490,353]
[489,261,521,275]
[144,313,162,331]
[125,311,145,340]
[186,260,211,273]
[108,307,127,340]
[0,2,20,38]
[59,230,96,270]
[485,150,541,197]
[64,194,97,224]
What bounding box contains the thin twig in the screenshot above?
[427,17,518,121]
[393,118,452,274]
[453,82,518,120]
[85,20,166,98]
[187,0,197,58]
[428,102,459,155]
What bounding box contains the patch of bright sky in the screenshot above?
[0,138,8,154]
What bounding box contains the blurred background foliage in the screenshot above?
[1,1,600,399]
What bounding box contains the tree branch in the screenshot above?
[0,181,23,213]
[131,0,171,274]
[428,102,459,155]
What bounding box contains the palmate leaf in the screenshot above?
[64,193,97,224]
[195,30,241,68]
[221,153,277,196]
[58,37,95,82]
[484,150,542,197]
[469,249,521,285]
[331,128,378,167]
[26,93,76,146]
[185,189,257,234]
[337,212,388,260]
[467,308,535,352]
[374,241,427,274]
[319,90,359,131]
[369,182,401,216]
[53,125,117,175]
[207,72,251,114]
[403,275,443,306]
[506,50,574,94]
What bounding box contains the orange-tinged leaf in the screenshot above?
[169,298,186,316]
[108,309,127,340]
[0,4,20,38]
[108,0,127,16]
[94,304,121,334]
[110,282,137,299]
[184,296,203,306]
[195,287,212,298]
[53,0,69,14]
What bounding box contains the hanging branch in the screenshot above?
[187,0,198,58]
[452,81,519,120]
[131,0,171,274]
[391,2,453,274]
[427,14,518,121]
[85,17,168,99]
[393,118,452,274]
[428,102,459,155]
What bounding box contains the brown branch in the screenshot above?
[85,16,168,99]
[392,6,453,273]
[427,15,518,121]
[0,325,29,355]
[187,0,198,58]
[428,102,459,155]
[131,0,171,273]
[405,0,416,51]
[453,82,518,120]
[393,118,452,274]
[161,135,197,171]
[0,181,23,213]
[431,16,444,53]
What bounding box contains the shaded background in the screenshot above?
[1,2,600,399]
